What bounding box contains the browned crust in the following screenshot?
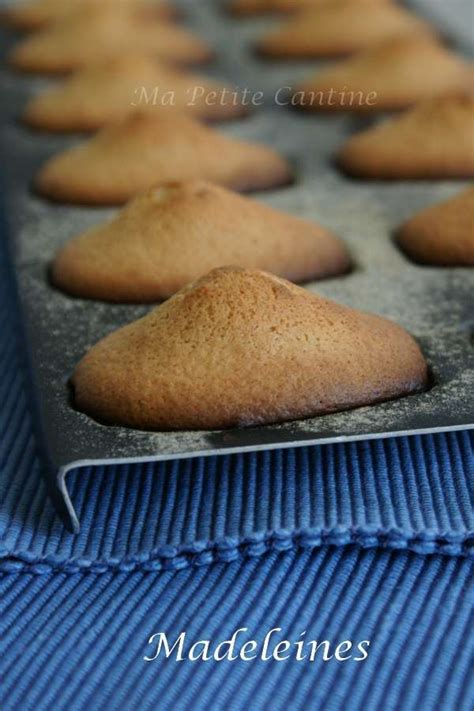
[337,94,474,179]
[71,267,428,430]
[292,38,472,114]
[396,187,474,265]
[1,0,176,32]
[51,181,351,302]
[255,3,436,60]
[8,11,213,74]
[230,0,390,17]
[34,113,294,205]
[22,58,250,133]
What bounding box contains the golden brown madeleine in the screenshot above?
[23,55,248,133]
[293,38,472,113]
[0,0,175,31]
[256,1,435,59]
[230,0,328,15]
[9,5,212,74]
[338,94,474,179]
[229,0,388,15]
[51,181,350,302]
[72,266,428,430]
[397,188,474,266]
[35,113,293,205]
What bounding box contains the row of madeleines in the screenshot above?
[2,0,473,431]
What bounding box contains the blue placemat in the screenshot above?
[1,547,473,711]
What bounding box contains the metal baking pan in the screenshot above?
[1,0,473,532]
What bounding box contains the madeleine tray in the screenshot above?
[1,0,473,532]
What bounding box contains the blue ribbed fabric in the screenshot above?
[1,547,473,711]
[1,434,473,574]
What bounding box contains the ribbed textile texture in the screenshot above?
[2,435,473,574]
[1,547,473,711]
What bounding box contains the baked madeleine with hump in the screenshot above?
[73,267,428,430]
